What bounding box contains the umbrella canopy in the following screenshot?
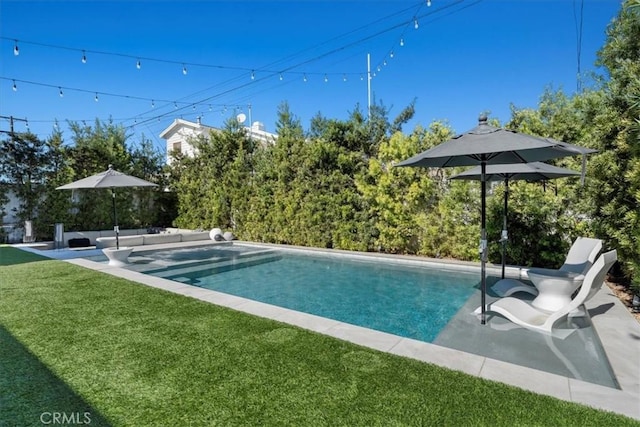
[451,162,581,279]
[450,161,582,183]
[395,119,589,169]
[396,114,587,325]
[56,166,159,190]
[57,165,158,249]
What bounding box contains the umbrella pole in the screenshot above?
[501,179,509,279]
[480,161,487,325]
[111,188,120,250]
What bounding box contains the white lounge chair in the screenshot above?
[492,237,603,297]
[477,249,617,336]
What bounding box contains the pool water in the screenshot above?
[123,245,479,342]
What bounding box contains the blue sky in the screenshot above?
[0,1,622,154]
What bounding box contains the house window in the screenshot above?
[172,142,181,153]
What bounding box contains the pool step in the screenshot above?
[150,251,282,281]
[140,249,278,275]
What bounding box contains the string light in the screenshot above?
[59,87,64,97]
[3,1,460,106]
[13,40,19,56]
[2,2,482,133]
[383,59,387,66]
[12,80,17,91]
[343,74,347,82]
[151,100,155,108]
[4,7,433,119]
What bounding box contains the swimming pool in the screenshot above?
[109,244,480,342]
[72,241,621,389]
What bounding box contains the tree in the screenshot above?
[60,120,164,231]
[33,127,74,239]
[0,131,49,238]
[173,118,254,230]
[589,0,640,288]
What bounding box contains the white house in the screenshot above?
[159,118,277,165]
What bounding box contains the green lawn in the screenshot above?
[1,246,638,426]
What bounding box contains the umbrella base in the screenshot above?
[103,247,133,267]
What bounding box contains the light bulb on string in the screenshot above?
[303,74,307,82]
[81,50,87,63]
[400,38,405,47]
[390,50,394,58]
[324,74,328,83]
[193,105,196,111]
[383,60,387,66]
[136,59,141,69]
[25,119,29,130]
[279,73,283,81]
[377,65,381,72]
[59,87,64,97]
[182,64,187,75]
[414,18,419,30]
[94,93,99,102]
[251,70,255,80]
[343,74,347,82]
[360,74,364,81]
[12,80,17,91]
[13,40,19,56]
[427,0,431,6]
[174,102,178,109]
[209,104,212,111]
[151,100,155,108]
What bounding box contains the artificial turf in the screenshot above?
[1,246,638,426]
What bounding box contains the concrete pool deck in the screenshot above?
[22,241,640,420]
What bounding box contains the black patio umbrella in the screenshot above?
[450,161,582,280]
[57,165,158,250]
[395,114,588,324]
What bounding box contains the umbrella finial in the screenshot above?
[478,113,488,125]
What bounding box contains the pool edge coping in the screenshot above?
[23,241,640,420]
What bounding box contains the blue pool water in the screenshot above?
[126,245,480,342]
